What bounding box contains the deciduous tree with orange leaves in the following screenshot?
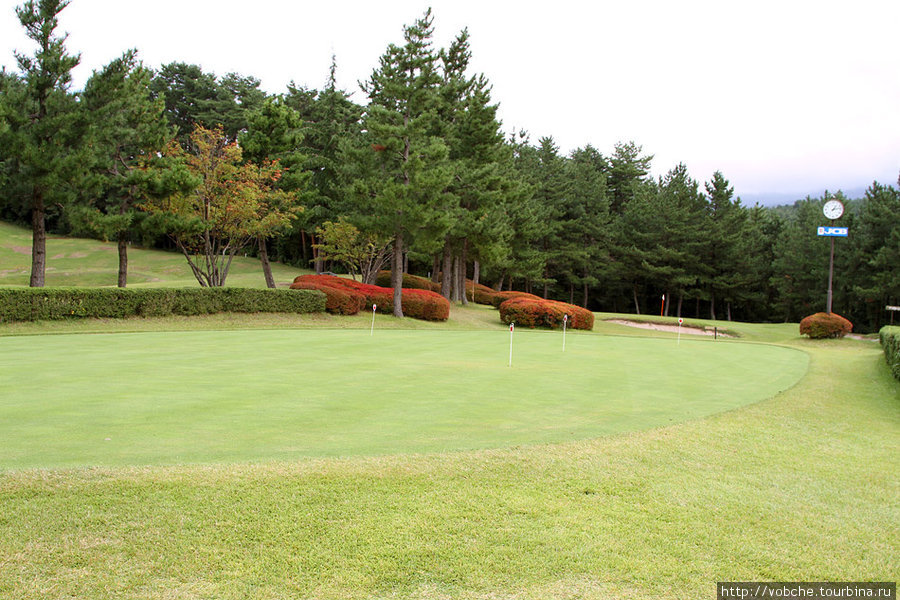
[143,124,301,287]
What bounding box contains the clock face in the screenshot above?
[823,200,844,220]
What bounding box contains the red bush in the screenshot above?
[490,290,542,309]
[799,312,852,339]
[294,274,448,321]
[289,281,364,315]
[465,281,497,305]
[499,296,594,330]
[375,270,442,292]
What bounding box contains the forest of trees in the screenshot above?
[1,2,897,330]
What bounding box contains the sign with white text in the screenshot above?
[817,226,848,237]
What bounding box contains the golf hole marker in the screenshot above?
[370,304,377,336]
[677,318,683,345]
[563,314,568,352]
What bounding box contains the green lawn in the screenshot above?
[0,328,807,470]
[0,222,897,599]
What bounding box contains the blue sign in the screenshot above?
[817,226,848,237]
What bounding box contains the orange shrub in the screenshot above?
[466,281,497,305]
[499,296,594,330]
[294,274,448,321]
[490,290,542,309]
[288,281,364,315]
[375,271,442,292]
[799,312,852,339]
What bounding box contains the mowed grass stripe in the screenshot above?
[1,329,807,469]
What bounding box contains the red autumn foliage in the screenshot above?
[498,296,594,330]
[288,280,365,315]
[371,144,387,152]
[466,281,497,305]
[375,270,442,292]
[293,274,449,321]
[799,312,853,339]
[490,290,542,309]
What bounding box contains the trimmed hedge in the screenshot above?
[294,274,450,321]
[879,326,900,381]
[499,296,594,330]
[0,287,326,323]
[288,281,365,315]
[466,281,497,305]
[799,312,853,339]
[375,271,442,292]
[490,290,542,309]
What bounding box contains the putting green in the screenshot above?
[0,329,808,469]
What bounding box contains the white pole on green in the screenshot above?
[562,314,568,352]
[370,304,377,336]
[677,317,683,346]
[508,322,514,367]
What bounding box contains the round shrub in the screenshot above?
[499,297,593,330]
[401,288,450,321]
[466,281,497,305]
[375,270,441,292]
[490,290,542,309]
[289,281,364,315]
[799,312,853,339]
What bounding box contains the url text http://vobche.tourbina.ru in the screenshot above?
[717,582,895,600]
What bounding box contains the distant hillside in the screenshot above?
[0,221,309,288]
[740,186,869,207]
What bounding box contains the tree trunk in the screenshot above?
[710,291,717,320]
[727,302,732,322]
[301,230,308,263]
[458,239,468,305]
[451,256,461,303]
[582,282,589,308]
[677,292,684,318]
[441,240,453,300]
[391,232,404,317]
[259,236,276,288]
[403,251,409,274]
[30,190,46,288]
[431,254,441,283]
[632,286,641,314]
[117,232,128,288]
[473,260,480,287]
[569,283,575,305]
[493,272,504,292]
[664,290,670,317]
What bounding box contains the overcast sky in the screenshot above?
[2,0,898,203]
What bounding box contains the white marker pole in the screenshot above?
[562,314,568,352]
[677,317,683,346]
[508,322,514,367]
[370,304,377,336]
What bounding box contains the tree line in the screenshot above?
[1,1,897,330]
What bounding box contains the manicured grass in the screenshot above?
[0,220,307,288]
[0,328,807,470]
[0,325,896,599]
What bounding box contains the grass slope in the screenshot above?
[0,329,807,470]
[0,220,306,288]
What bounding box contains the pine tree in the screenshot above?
[73,50,174,287]
[6,0,83,287]
[350,9,452,316]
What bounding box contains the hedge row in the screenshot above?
[499,296,594,330]
[0,287,326,323]
[879,326,900,382]
[292,274,450,321]
[490,290,542,309]
[375,271,441,292]
[799,312,853,339]
[288,280,365,315]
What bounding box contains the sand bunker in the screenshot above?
[606,319,735,337]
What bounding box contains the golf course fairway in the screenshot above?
[1,329,808,470]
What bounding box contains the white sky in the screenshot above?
[2,0,898,201]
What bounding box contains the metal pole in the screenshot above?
[826,235,835,314]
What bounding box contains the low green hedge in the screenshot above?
[0,287,326,323]
[879,326,900,382]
